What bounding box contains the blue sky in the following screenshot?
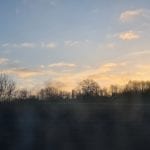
[0,0,150,91]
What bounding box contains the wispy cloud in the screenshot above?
[41,42,56,49]
[7,68,43,78]
[1,43,10,48]
[1,42,35,48]
[19,42,36,48]
[48,62,77,68]
[130,50,150,56]
[120,9,144,22]
[118,31,140,40]
[2,59,150,91]
[1,42,57,49]
[48,62,129,91]
[64,40,91,48]
[64,40,80,47]
[48,56,150,91]
[4,67,57,79]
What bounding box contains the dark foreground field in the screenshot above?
[0,101,150,150]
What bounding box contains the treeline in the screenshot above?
[0,73,150,103]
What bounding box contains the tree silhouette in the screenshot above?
[38,86,59,100]
[15,89,31,100]
[78,79,100,97]
[0,73,16,100]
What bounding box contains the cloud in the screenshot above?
[48,62,127,91]
[12,43,35,48]
[40,65,45,69]
[64,40,93,49]
[1,42,35,48]
[3,67,53,79]
[41,42,56,49]
[2,61,150,92]
[19,43,36,48]
[0,58,8,65]
[48,62,77,68]
[118,31,140,40]
[64,40,80,47]
[102,63,117,68]
[7,68,43,78]
[1,43,10,48]
[130,50,150,56]
[49,58,150,91]
[120,9,144,22]
[0,58,21,69]
[1,42,56,49]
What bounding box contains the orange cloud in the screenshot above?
[119,31,140,40]
[48,62,77,68]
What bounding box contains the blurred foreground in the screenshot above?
[0,100,150,150]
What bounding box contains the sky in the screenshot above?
[0,0,150,91]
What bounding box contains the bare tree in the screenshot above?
[15,89,31,99]
[78,79,100,97]
[110,85,120,96]
[123,81,150,94]
[100,88,108,96]
[38,86,59,100]
[0,73,16,100]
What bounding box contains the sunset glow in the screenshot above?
[0,0,150,91]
